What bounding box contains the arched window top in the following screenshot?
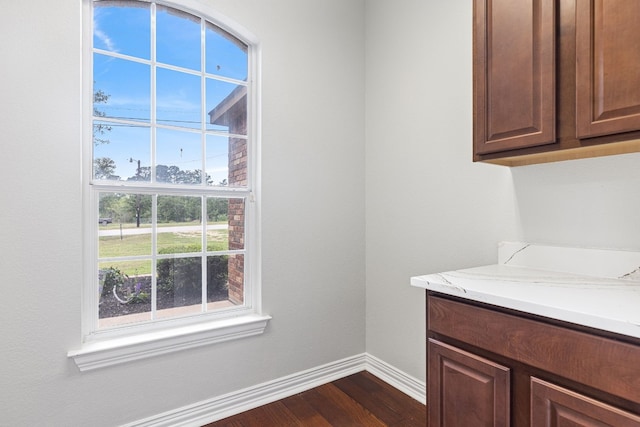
[94,1,249,79]
[92,0,250,185]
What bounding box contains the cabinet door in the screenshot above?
[531,377,640,427]
[473,0,556,155]
[576,0,640,138]
[428,339,510,427]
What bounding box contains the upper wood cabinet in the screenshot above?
[575,0,640,139]
[473,0,640,166]
[473,0,556,155]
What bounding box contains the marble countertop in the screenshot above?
[410,242,640,339]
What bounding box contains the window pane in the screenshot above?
[206,79,247,135]
[98,193,153,257]
[228,137,248,188]
[93,122,150,182]
[156,129,203,185]
[157,195,203,254]
[228,198,245,250]
[157,67,201,129]
[99,260,152,328]
[157,5,201,71]
[94,53,150,123]
[225,254,244,305]
[156,256,202,318]
[206,197,244,251]
[205,22,248,80]
[94,2,150,59]
[206,255,229,304]
[206,134,229,186]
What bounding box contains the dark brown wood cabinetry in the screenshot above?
[575,1,640,139]
[531,378,640,427]
[429,339,510,427]
[473,0,555,156]
[473,0,640,166]
[426,293,640,426]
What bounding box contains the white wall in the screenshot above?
[0,0,365,425]
[364,0,519,382]
[511,152,640,250]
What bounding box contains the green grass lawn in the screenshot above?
[99,229,229,275]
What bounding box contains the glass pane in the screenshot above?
[98,193,151,258]
[157,67,201,129]
[224,254,244,305]
[156,256,203,318]
[157,5,201,71]
[156,129,203,184]
[206,134,229,186]
[99,260,152,328]
[228,198,245,250]
[206,197,229,251]
[157,195,203,254]
[205,22,248,80]
[228,137,248,188]
[93,53,150,122]
[93,122,150,182]
[206,255,229,304]
[206,79,247,134]
[94,2,150,59]
[98,193,153,257]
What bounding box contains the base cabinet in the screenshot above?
[426,293,640,426]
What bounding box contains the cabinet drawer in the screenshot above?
[428,295,640,404]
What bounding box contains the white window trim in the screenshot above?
[69,0,267,371]
[69,314,271,372]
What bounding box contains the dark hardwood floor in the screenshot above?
[203,371,426,426]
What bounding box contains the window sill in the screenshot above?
[68,314,271,372]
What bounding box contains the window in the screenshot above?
[70,0,267,370]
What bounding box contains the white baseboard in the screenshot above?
[123,353,425,427]
[364,354,426,405]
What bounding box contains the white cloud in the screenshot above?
[94,28,117,52]
[93,11,118,53]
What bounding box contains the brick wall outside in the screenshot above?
[210,86,247,305]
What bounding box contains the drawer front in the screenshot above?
[428,295,640,404]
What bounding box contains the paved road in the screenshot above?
[99,224,227,237]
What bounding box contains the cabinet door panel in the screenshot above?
[428,339,510,427]
[576,0,640,138]
[531,377,640,426]
[474,0,555,155]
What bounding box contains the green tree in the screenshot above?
[207,197,229,222]
[158,195,201,223]
[123,194,152,227]
[93,87,112,146]
[93,157,119,180]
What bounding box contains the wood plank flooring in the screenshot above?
[203,371,426,427]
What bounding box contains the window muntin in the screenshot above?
[89,0,253,336]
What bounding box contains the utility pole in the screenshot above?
[129,157,142,227]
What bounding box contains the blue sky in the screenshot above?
[92,2,247,184]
